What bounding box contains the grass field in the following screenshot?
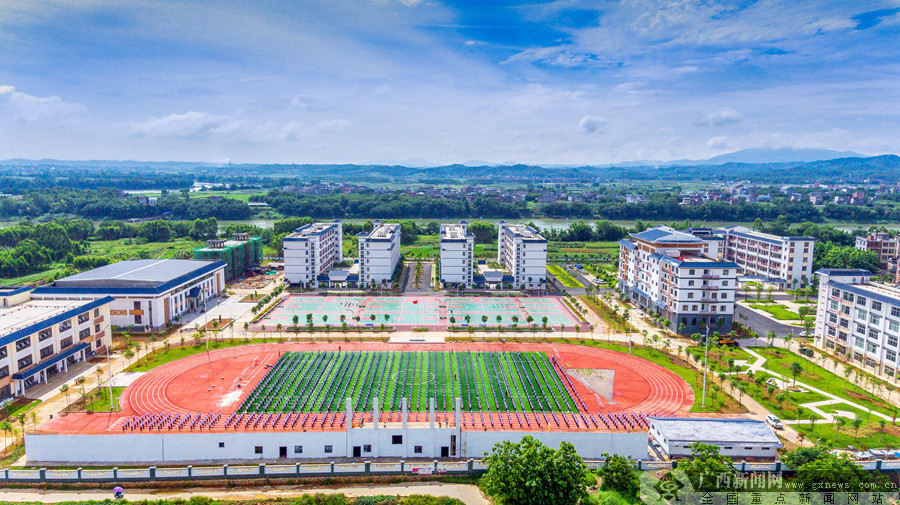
[86,237,206,261]
[547,265,584,288]
[238,350,578,414]
[747,303,802,320]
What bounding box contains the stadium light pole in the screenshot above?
[701,325,710,408]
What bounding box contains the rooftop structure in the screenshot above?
[49,259,225,292]
[649,417,782,459]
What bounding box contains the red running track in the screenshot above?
[40,342,693,434]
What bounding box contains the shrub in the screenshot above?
[294,493,350,505]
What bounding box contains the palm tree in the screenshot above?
[766,331,776,347]
[16,414,26,441]
[0,421,11,446]
[851,417,863,441]
[790,362,803,386]
[75,376,87,407]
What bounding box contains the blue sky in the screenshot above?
[1,0,899,164]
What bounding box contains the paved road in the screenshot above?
[0,482,489,504]
[734,304,798,339]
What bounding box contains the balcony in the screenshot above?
[701,274,719,279]
[700,285,720,290]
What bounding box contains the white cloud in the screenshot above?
[0,85,83,121]
[130,111,237,138]
[706,135,730,149]
[694,108,743,126]
[578,115,606,134]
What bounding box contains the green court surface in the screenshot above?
[238,351,578,413]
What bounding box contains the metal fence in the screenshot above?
[3,458,899,484]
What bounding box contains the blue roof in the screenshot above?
[12,342,89,380]
[0,297,114,349]
[816,269,874,276]
[617,239,636,250]
[659,256,739,269]
[825,280,900,306]
[631,227,705,244]
[0,286,32,298]
[33,261,226,296]
[726,229,815,244]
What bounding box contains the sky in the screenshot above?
[1,0,899,165]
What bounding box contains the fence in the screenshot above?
[4,458,900,484]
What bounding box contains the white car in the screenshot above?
[766,415,783,429]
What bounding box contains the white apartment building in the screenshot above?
[0,287,113,399]
[497,222,547,289]
[855,232,899,272]
[814,269,900,380]
[283,221,344,287]
[440,222,474,288]
[358,220,401,287]
[618,227,738,335]
[719,226,815,286]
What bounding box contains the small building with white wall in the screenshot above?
[358,221,401,287]
[284,221,344,287]
[0,288,112,399]
[648,417,782,460]
[31,259,226,331]
[440,222,474,288]
[497,222,547,289]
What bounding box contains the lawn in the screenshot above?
[599,342,746,414]
[86,237,206,261]
[747,303,802,320]
[794,418,900,450]
[685,345,753,373]
[547,265,584,288]
[128,338,269,372]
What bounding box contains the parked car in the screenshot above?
[766,415,783,429]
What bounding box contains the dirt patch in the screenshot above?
[198,318,234,331]
[231,274,278,290]
[845,389,891,411]
[567,368,616,404]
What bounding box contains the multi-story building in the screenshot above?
[618,226,738,335]
[283,221,343,287]
[814,269,900,380]
[31,259,226,330]
[497,222,547,289]
[439,221,474,288]
[719,226,815,286]
[358,220,401,287]
[855,232,898,272]
[193,233,263,280]
[0,287,113,398]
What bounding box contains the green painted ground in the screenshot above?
[238,351,578,414]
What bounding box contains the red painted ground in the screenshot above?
[39,342,693,435]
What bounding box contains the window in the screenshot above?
[78,313,90,324]
[363,445,372,453]
[414,446,423,454]
[855,336,865,348]
[0,347,6,359]
[889,335,899,347]
[722,281,728,286]
[79,328,91,339]
[134,301,141,310]
[40,346,54,359]
[59,320,72,332]
[17,355,32,369]
[15,337,31,351]
[688,292,694,299]
[724,270,729,275]
[38,329,53,341]
[60,337,73,349]
[892,307,900,318]
[254,446,263,454]
[887,350,897,363]
[857,296,867,306]
[870,314,882,325]
[324,445,333,453]
[94,308,100,318]
[857,309,868,321]
[873,301,883,312]
[830,300,839,311]
[689,269,695,275]
[294,445,303,454]
[745,447,753,451]
[0,366,7,379]
[219,442,225,448]
[688,280,695,286]
[392,435,403,445]
[135,314,142,324]
[890,320,900,333]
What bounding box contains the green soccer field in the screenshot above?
[238,351,578,414]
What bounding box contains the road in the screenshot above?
[734,304,798,339]
[0,481,489,504]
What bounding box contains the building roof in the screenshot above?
[0,297,114,348]
[285,221,342,240]
[649,417,782,446]
[825,279,900,305]
[659,255,739,269]
[33,260,226,296]
[498,222,546,242]
[721,225,815,243]
[193,236,261,252]
[631,226,706,245]
[816,269,875,277]
[440,223,474,242]
[359,221,401,242]
[0,286,31,297]
[618,239,637,250]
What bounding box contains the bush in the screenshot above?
[294,493,350,505]
[187,497,213,505]
[354,497,398,505]
[401,497,466,505]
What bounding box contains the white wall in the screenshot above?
[26,428,648,464]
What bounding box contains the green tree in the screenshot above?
[482,435,588,505]
[793,452,888,492]
[678,443,736,491]
[783,446,829,469]
[596,453,639,499]
[790,362,804,386]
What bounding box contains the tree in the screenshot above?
[597,453,639,499]
[851,416,863,441]
[292,314,300,328]
[449,316,456,329]
[792,452,888,492]
[75,376,87,407]
[0,421,11,446]
[766,331,776,347]
[790,362,803,386]
[678,443,735,492]
[482,435,588,505]
[60,384,71,409]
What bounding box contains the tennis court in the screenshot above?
[258,295,580,330]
